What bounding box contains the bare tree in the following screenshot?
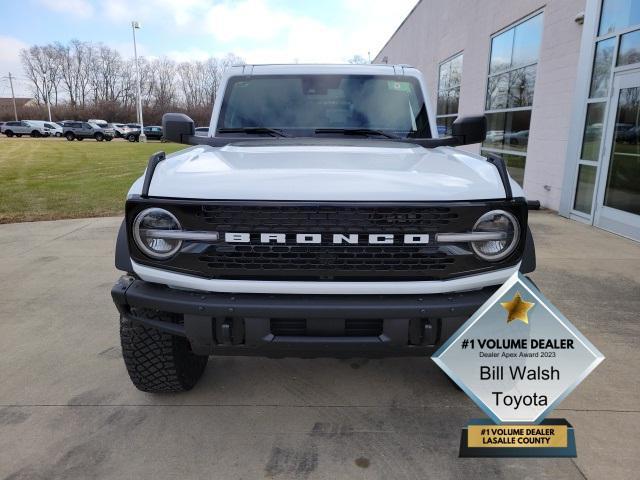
[15,39,244,123]
[348,54,368,64]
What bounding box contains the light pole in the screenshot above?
[131,20,146,142]
[7,73,18,120]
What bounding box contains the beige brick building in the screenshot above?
[375,0,640,241]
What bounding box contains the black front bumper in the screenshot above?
[111,277,498,358]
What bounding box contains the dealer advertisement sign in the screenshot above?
[432,272,604,457]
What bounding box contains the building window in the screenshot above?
[590,38,615,98]
[481,12,544,186]
[617,29,640,66]
[436,53,463,135]
[598,0,640,36]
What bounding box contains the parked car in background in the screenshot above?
[62,121,115,141]
[195,127,209,137]
[88,119,109,129]
[503,130,529,147]
[26,120,63,137]
[125,125,164,142]
[111,123,134,138]
[45,122,63,137]
[2,120,50,137]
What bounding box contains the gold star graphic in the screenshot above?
[500,292,535,325]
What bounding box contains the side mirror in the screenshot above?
[162,113,195,144]
[452,115,487,145]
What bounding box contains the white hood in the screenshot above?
[130,140,520,201]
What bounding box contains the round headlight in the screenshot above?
[133,208,182,259]
[471,210,520,261]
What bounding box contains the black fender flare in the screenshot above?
[519,226,536,274]
[115,219,133,273]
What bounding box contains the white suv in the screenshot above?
[2,120,50,137]
[111,64,536,393]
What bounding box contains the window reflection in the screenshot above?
[574,165,597,214]
[436,117,455,137]
[486,73,509,110]
[437,54,463,135]
[581,102,605,161]
[483,111,531,152]
[598,0,640,36]
[590,38,615,98]
[486,67,536,110]
[484,13,542,185]
[618,29,640,66]
[512,14,544,68]
[604,87,640,215]
[508,66,536,107]
[489,29,514,74]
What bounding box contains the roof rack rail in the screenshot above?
[141,151,166,198]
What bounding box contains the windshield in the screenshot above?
[217,74,431,138]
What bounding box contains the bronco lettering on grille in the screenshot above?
[223,233,430,244]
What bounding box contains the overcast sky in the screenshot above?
[0,0,417,97]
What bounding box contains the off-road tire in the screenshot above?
[120,312,208,393]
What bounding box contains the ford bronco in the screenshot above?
[111,64,535,392]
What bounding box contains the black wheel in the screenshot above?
[77,137,84,141]
[4,130,13,137]
[65,132,75,141]
[120,312,208,393]
[105,137,112,141]
[15,133,22,137]
[127,134,137,142]
[31,130,41,138]
[94,132,104,142]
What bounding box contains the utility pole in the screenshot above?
[132,20,146,142]
[8,73,18,120]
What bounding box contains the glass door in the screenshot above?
[595,70,640,241]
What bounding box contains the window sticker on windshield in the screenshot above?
[388,81,411,92]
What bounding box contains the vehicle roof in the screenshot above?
[226,63,419,76]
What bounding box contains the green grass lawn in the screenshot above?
[0,138,187,223]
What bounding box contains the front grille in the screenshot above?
[199,244,455,279]
[196,204,464,280]
[127,199,528,281]
[200,204,458,232]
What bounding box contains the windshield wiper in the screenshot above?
[218,127,289,137]
[314,128,400,139]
